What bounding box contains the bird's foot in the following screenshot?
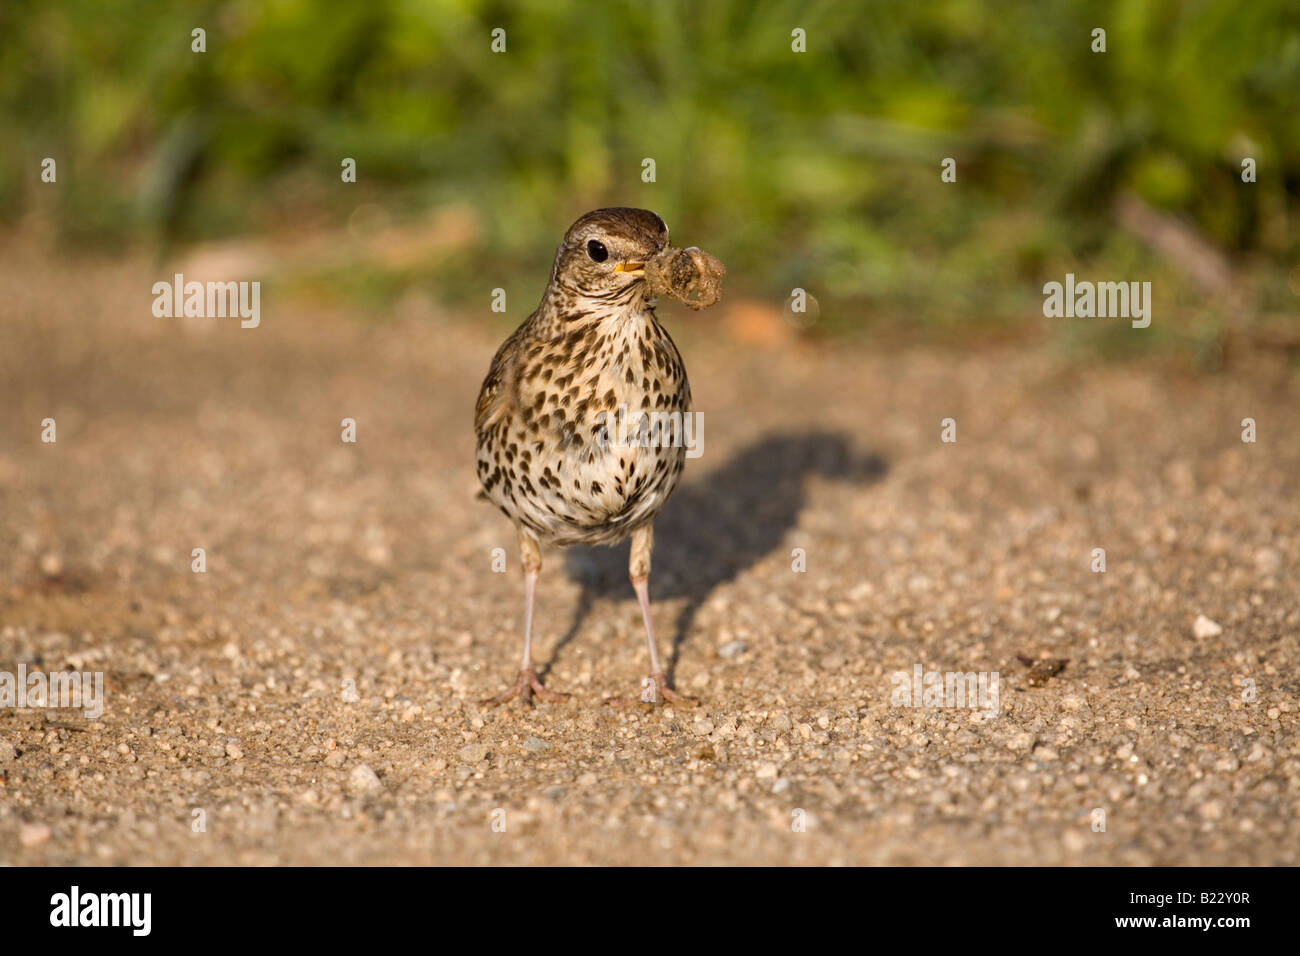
[608,672,697,708]
[481,668,569,706]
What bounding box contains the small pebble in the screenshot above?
[718,640,747,659]
[457,743,489,764]
[348,763,383,793]
[1007,732,1035,752]
[20,822,51,847]
[1254,548,1281,575]
[1193,614,1223,639]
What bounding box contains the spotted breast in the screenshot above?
[476,270,691,547]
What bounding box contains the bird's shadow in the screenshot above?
[539,431,888,681]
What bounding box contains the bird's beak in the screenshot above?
[614,261,646,277]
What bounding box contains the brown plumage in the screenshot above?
[475,207,703,705]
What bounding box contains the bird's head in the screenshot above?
[551,207,670,298]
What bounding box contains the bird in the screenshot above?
[475,207,699,706]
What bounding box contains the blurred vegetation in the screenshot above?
[2,0,1298,345]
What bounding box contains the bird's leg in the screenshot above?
[610,524,696,707]
[482,530,569,706]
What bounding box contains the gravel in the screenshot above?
[0,244,1297,865]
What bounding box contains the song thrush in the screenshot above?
[475,207,722,706]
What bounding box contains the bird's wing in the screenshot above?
[474,325,527,436]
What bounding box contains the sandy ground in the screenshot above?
[1,241,1297,866]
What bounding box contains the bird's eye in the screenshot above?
[586,239,608,262]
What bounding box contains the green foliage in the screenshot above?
[3,0,1297,329]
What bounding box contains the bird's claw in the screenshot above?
[481,668,570,707]
[608,672,697,708]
